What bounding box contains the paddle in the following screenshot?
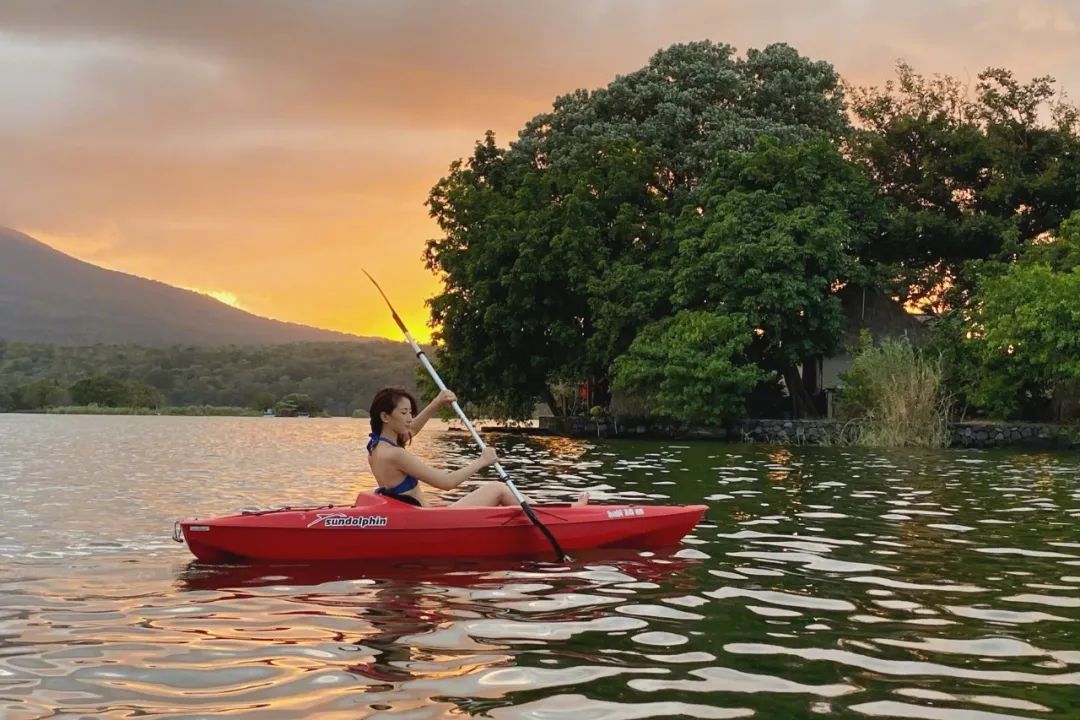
[363,269,571,562]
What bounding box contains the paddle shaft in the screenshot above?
[363,270,570,561]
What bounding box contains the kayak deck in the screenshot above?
[178,494,707,562]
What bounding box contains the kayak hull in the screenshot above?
[179,495,707,562]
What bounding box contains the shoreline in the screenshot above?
[482,417,1080,450]
[8,406,264,417]
[5,411,1077,450]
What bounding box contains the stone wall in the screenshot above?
[535,416,1080,449]
[950,422,1080,449]
[737,419,847,445]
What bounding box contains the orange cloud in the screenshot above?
[1,1,1077,341]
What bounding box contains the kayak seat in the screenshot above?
[353,491,420,508]
[353,493,381,507]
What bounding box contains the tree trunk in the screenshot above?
[543,388,560,418]
[801,355,819,396]
[783,364,819,419]
[590,376,612,409]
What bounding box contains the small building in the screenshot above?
[805,285,929,417]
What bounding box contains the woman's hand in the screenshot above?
[479,446,498,467]
[410,389,458,438]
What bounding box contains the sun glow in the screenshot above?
[187,287,243,309]
[207,290,242,308]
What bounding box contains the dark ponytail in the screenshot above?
[369,387,418,446]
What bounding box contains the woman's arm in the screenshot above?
[410,389,456,437]
[393,446,497,491]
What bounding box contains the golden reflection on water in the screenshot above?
[522,433,592,460]
[766,447,796,484]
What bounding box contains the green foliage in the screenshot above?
[611,311,766,425]
[549,379,587,418]
[424,45,1080,423]
[923,312,983,420]
[0,341,419,415]
[274,392,323,417]
[671,136,885,415]
[249,391,277,412]
[425,41,850,416]
[6,378,68,410]
[966,263,1080,420]
[45,405,260,416]
[125,381,166,409]
[69,376,133,407]
[414,365,441,406]
[1020,210,1080,271]
[839,335,951,447]
[848,62,1080,311]
[674,137,883,368]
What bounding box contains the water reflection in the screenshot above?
[169,552,706,716]
[1,415,1078,718]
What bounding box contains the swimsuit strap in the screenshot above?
[366,433,399,454]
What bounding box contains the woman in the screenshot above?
[366,386,559,508]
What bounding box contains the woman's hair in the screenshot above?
[369,387,418,446]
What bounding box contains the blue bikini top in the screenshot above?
[367,433,419,496]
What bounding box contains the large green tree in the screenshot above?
[966,263,1080,420]
[671,137,886,415]
[425,41,850,416]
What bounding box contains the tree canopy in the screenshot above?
[846,63,1080,312]
[424,42,1080,424]
[671,137,885,414]
[425,41,852,419]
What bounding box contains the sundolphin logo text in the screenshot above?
[307,513,389,529]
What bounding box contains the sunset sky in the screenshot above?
[2,1,1078,341]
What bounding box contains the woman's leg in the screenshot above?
[449,482,590,508]
[449,480,519,507]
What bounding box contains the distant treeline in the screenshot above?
[0,340,421,416]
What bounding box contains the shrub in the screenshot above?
[839,334,951,447]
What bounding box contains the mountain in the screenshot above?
[0,227,372,345]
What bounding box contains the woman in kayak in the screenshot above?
[367,386,589,508]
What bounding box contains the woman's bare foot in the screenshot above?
[571,492,589,507]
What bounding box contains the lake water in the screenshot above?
[1,414,1078,719]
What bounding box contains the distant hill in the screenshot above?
[0,227,371,345]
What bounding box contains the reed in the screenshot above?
[840,336,952,448]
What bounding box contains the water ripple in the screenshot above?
[2,415,1079,717]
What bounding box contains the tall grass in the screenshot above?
[839,335,952,448]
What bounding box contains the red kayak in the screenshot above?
[177,493,707,562]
